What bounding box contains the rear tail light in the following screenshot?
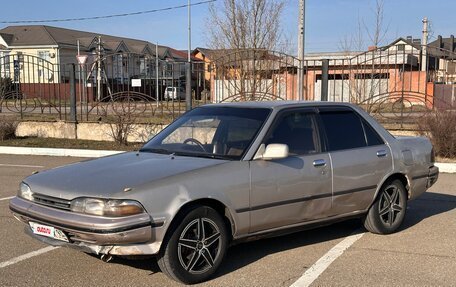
[430,148,435,164]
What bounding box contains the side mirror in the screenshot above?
[255,143,289,160]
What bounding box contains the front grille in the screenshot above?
[32,193,71,211]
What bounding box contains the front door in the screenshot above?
[249,109,333,233]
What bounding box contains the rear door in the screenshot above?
[249,108,333,233]
[318,106,393,215]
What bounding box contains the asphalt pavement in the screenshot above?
[0,154,454,286]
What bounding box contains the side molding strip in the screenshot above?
[236,185,377,213]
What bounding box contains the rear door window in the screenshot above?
[319,110,367,151]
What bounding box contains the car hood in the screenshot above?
[24,152,227,200]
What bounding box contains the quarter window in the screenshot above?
[362,120,384,146]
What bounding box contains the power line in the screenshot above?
[0,0,216,24]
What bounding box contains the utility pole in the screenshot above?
[185,0,192,111]
[96,36,102,101]
[155,42,159,107]
[297,0,305,101]
[421,17,429,72]
[77,40,82,105]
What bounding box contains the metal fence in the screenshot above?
[1,44,455,128]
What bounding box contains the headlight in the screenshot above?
[70,198,145,217]
[18,182,34,201]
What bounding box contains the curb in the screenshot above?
[0,146,455,173]
[434,163,456,174]
[0,146,124,158]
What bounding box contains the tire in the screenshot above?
[364,179,407,234]
[157,206,228,284]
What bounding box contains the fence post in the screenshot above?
[321,59,329,101]
[69,63,77,122]
[186,62,192,111]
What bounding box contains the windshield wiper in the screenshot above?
[201,154,233,160]
[139,148,173,155]
[140,148,233,160]
[173,151,232,160]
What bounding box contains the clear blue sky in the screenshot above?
[0,0,455,53]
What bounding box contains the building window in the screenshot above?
[113,54,129,84]
[38,50,50,60]
[37,50,51,79]
[397,44,405,51]
[180,63,186,77]
[164,62,173,78]
[0,52,11,78]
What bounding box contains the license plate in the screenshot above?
[29,222,69,242]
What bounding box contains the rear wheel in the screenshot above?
[157,206,228,284]
[364,179,407,234]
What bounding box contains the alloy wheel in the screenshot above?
[177,218,222,274]
[378,184,404,226]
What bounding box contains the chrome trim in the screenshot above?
[313,159,326,167]
[376,149,387,157]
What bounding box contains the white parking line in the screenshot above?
[0,196,14,202]
[0,163,45,168]
[290,231,365,287]
[0,246,60,269]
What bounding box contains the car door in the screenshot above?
[249,108,333,233]
[317,106,393,215]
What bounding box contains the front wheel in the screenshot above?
[157,206,228,284]
[364,179,407,234]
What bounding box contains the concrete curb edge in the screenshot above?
[434,162,456,174]
[0,146,455,173]
[0,146,124,158]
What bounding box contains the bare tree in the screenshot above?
[339,0,388,52]
[206,0,286,101]
[339,0,390,108]
[207,0,285,50]
[105,105,136,146]
[339,17,365,53]
[365,0,389,47]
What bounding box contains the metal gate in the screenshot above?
[209,49,301,102]
[0,53,77,120]
[1,44,455,127]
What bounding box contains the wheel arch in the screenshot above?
[160,198,236,251]
[374,173,410,202]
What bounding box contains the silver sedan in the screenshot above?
[10,101,438,284]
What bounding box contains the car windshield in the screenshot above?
[140,106,271,160]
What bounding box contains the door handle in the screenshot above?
[376,150,387,157]
[313,159,326,167]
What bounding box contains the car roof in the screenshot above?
[203,101,357,110]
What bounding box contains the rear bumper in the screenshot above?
[9,196,164,255]
[427,165,439,188]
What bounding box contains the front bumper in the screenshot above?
[9,196,164,255]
